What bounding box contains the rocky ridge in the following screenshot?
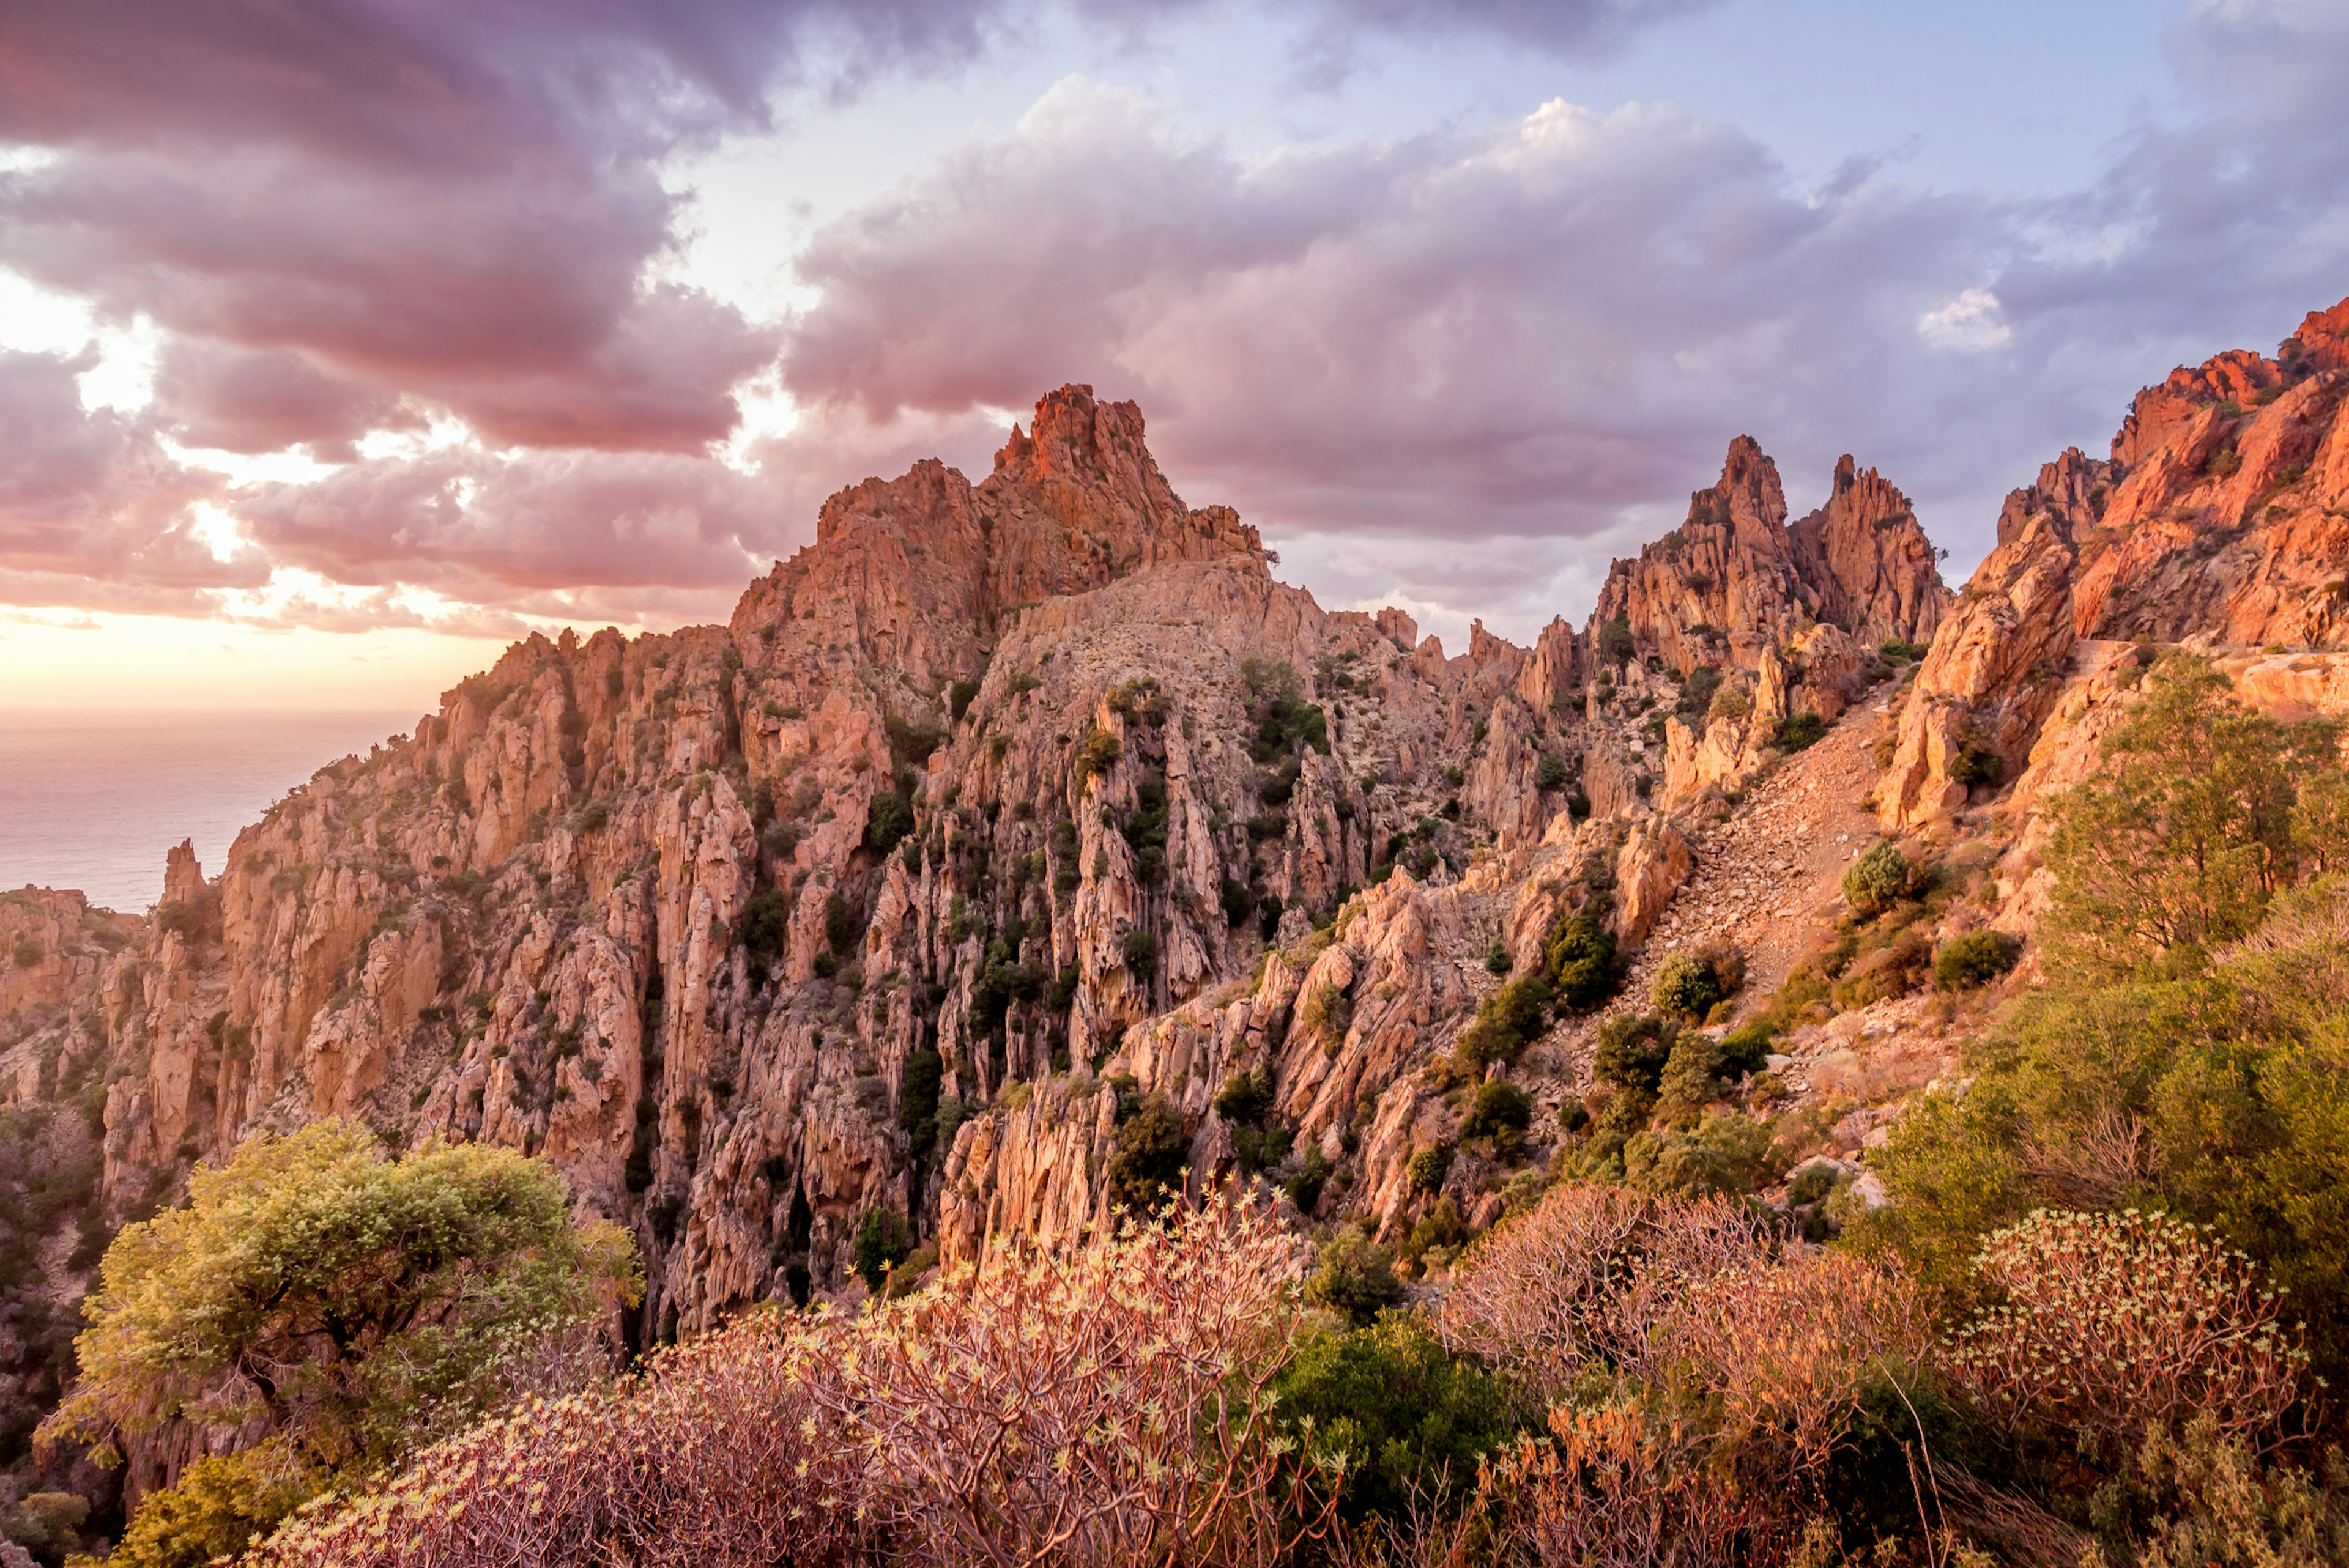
[6,297,2349,1509]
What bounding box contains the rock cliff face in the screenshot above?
[10,298,2349,1508]
[1592,438,1949,675]
[1881,298,2349,827]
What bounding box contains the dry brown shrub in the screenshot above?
[1439,1184,1930,1504]
[1939,1208,2310,1456]
[249,1196,1329,1568]
[1433,1183,1653,1396]
[1479,1403,1761,1568]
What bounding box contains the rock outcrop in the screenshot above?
[1593,438,1949,675]
[1882,297,2349,828]
[13,296,2349,1515]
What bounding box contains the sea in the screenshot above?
[0,709,421,913]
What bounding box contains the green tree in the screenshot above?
[44,1123,639,1488]
[2042,653,2336,980]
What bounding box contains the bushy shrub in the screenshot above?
[1274,1311,1521,1522]
[1621,1112,1782,1198]
[1106,1093,1188,1211]
[1304,1232,1406,1326]
[1841,840,1919,919]
[1591,1013,1678,1096]
[1934,929,2021,991]
[1408,1144,1454,1196]
[948,678,981,723]
[737,887,790,960]
[852,1207,913,1292]
[1212,1067,1275,1126]
[43,1122,640,1550]
[1461,1079,1534,1141]
[865,789,915,854]
[1075,727,1121,780]
[1650,952,1723,1021]
[1773,711,1827,751]
[1543,913,1620,1011]
[1455,974,1552,1071]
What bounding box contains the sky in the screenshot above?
[2,0,2347,711]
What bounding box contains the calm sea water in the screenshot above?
[0,709,420,912]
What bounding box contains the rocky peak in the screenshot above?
[1594,437,1946,675]
[1789,455,1949,647]
[2284,297,2349,376]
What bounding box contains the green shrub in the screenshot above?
[1272,1311,1522,1522]
[738,887,790,959]
[10,934,41,969]
[1591,1012,1678,1095]
[1120,925,1158,980]
[111,1449,305,1568]
[1212,1067,1275,1126]
[1949,736,2004,786]
[1302,1232,1406,1326]
[1934,930,2021,991]
[1408,1143,1454,1195]
[45,1123,640,1487]
[1621,1111,1782,1197]
[948,678,981,722]
[1076,727,1121,780]
[1455,974,1552,1070]
[824,890,863,955]
[1535,750,1571,792]
[1485,939,1510,975]
[1106,1093,1188,1212]
[1842,840,1919,919]
[1878,638,1929,662]
[866,790,915,854]
[1773,711,1827,751]
[1543,914,1620,1011]
[852,1206,912,1292]
[1461,1079,1533,1141]
[1650,951,1723,1021]
[1716,1021,1773,1078]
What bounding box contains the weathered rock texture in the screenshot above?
[1593,438,1949,675]
[10,297,2349,1509]
[1881,298,2349,827]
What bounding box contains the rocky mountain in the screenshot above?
[6,297,2349,1512]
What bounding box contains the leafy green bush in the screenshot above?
[1455,974,1551,1070]
[1107,1093,1189,1212]
[2041,653,2342,980]
[1076,727,1121,780]
[1934,930,2021,991]
[1408,1144,1454,1195]
[853,1207,912,1292]
[738,887,790,960]
[1272,1312,1522,1522]
[1543,913,1620,1011]
[44,1123,640,1504]
[866,789,915,854]
[1841,840,1919,919]
[1620,1111,1781,1197]
[948,678,981,722]
[1591,1012,1678,1096]
[1773,711,1827,750]
[1650,951,1723,1021]
[1535,751,1571,792]
[1461,1079,1533,1141]
[1302,1232,1406,1326]
[111,1449,305,1568]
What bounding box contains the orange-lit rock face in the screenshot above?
[1882,294,2349,829]
[1594,437,1949,678]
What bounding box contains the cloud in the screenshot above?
[0,347,254,608]
[0,0,1016,459]
[775,0,2349,637]
[2,0,2344,642]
